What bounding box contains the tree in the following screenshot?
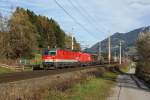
[35,16,57,48]
[137,32,150,73]
[50,18,65,48]
[0,7,81,60]
[8,7,38,59]
[64,34,72,49]
[0,13,10,58]
[73,37,81,51]
[64,34,81,51]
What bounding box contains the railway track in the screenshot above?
[0,65,104,84]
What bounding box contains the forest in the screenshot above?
[0,7,80,60]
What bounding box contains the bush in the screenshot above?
[136,32,150,81]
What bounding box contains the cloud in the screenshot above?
[129,0,150,6]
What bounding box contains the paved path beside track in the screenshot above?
[108,68,150,100]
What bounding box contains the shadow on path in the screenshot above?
[102,66,150,92]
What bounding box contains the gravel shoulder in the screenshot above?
[0,66,100,83]
[108,68,150,100]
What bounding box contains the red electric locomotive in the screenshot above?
[42,48,93,69]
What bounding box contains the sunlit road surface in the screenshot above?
[108,68,150,100]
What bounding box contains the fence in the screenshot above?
[0,63,23,71]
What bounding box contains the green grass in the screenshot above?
[0,67,14,74]
[47,72,118,100]
[120,65,130,73]
[104,71,119,79]
[29,54,42,65]
[121,67,129,73]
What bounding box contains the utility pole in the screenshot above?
[98,42,101,61]
[114,51,117,62]
[119,41,122,64]
[108,36,111,64]
[71,28,74,51]
[123,50,125,63]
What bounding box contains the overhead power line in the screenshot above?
[67,0,105,34]
[74,0,108,33]
[54,0,99,39]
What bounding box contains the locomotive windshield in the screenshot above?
[44,50,56,55]
[50,51,56,55]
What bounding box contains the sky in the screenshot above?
[0,0,150,47]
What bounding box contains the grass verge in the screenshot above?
[0,67,14,74]
[0,67,119,100]
[47,71,118,100]
[120,66,129,73]
[119,63,131,73]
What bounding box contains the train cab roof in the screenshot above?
[44,48,93,55]
[43,48,57,55]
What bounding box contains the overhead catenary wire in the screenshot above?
[74,0,109,33]
[1,0,101,40]
[73,0,113,56]
[54,0,99,39]
[1,0,106,46]
[67,0,106,35]
[73,0,113,59]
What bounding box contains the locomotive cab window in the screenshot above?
[49,51,56,55]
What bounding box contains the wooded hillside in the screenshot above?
[0,7,80,59]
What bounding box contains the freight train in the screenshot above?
[42,48,101,69]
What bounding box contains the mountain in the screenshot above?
[86,26,150,56]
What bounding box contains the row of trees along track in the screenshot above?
[136,32,150,84]
[0,7,81,60]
